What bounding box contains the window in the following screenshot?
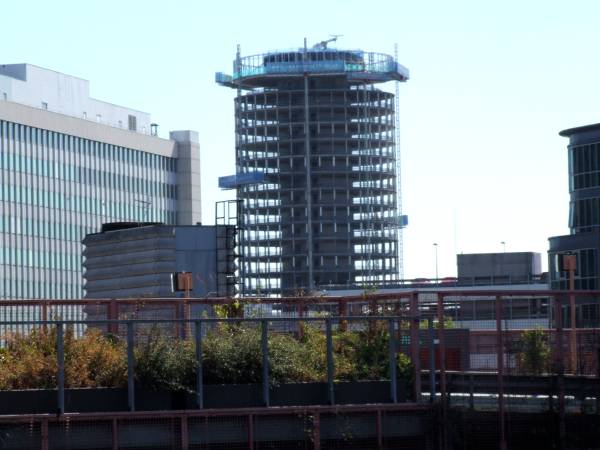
[96,114,102,123]
[128,115,137,131]
[83,112,87,119]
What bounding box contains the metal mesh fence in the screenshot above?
[0,420,42,450]
[422,291,600,449]
[0,291,597,449]
[0,407,436,450]
[48,419,113,450]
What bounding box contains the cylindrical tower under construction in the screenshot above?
[217,41,409,294]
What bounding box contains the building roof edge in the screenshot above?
[559,123,600,137]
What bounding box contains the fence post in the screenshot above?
[495,295,507,450]
[339,299,348,332]
[428,317,436,403]
[262,319,270,407]
[376,409,383,449]
[555,296,566,449]
[313,411,321,450]
[181,416,189,450]
[41,302,48,334]
[174,303,181,338]
[184,298,191,340]
[56,321,65,414]
[437,293,448,450]
[127,321,135,412]
[195,320,203,409]
[568,262,577,375]
[410,293,421,403]
[297,299,305,340]
[248,414,254,450]
[112,418,118,450]
[108,300,118,335]
[388,319,397,403]
[41,418,49,450]
[326,318,335,405]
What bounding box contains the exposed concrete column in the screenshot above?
[170,130,201,225]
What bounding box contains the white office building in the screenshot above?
[0,63,201,299]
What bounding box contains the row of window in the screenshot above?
[569,143,600,190]
[0,278,81,300]
[0,246,79,271]
[0,209,177,242]
[0,184,175,223]
[1,121,176,172]
[569,198,600,232]
[456,298,549,320]
[0,215,92,242]
[0,152,177,200]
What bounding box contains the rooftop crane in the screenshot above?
[312,34,343,50]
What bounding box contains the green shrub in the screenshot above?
[269,330,323,384]
[202,325,262,385]
[0,328,127,390]
[0,321,414,391]
[520,328,550,375]
[134,326,196,391]
[0,329,57,389]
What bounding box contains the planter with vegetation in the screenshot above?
[0,321,413,413]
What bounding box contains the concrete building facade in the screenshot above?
[0,64,201,300]
[457,252,542,284]
[83,223,224,299]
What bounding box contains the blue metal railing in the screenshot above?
[228,50,409,82]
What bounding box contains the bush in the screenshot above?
[269,328,324,384]
[334,322,413,384]
[0,322,414,391]
[134,326,196,391]
[520,328,550,375]
[202,325,262,385]
[65,329,127,388]
[0,328,127,390]
[0,329,57,389]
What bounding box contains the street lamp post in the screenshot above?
[501,241,506,253]
[433,243,438,281]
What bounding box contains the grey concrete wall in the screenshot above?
[83,224,217,299]
[457,252,542,280]
[175,226,217,296]
[171,130,201,225]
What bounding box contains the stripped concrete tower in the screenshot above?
[217,39,408,294]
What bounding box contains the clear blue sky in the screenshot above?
[3,0,600,278]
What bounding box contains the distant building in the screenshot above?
[548,123,600,327]
[549,123,600,292]
[0,63,201,301]
[83,223,236,299]
[457,252,542,285]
